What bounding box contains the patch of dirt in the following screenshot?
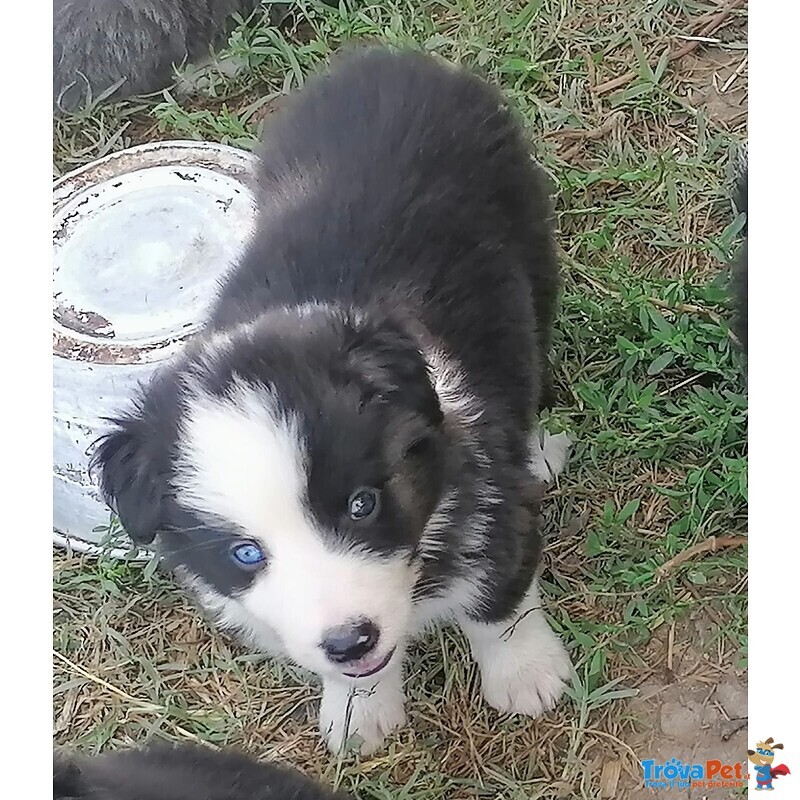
[676,49,748,130]
[620,616,748,798]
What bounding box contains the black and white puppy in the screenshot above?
[54,743,349,799]
[93,48,572,754]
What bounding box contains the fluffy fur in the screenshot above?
[53,0,261,111]
[93,48,571,754]
[53,743,348,799]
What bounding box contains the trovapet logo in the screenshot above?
[641,758,746,790]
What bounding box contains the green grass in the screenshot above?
[53,1,747,797]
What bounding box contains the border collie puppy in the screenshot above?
[54,743,349,799]
[93,47,572,754]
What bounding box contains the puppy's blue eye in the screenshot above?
[230,541,266,568]
[348,488,380,521]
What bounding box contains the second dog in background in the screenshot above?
[93,48,572,755]
[53,0,261,111]
[54,743,349,799]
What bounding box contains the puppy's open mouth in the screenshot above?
[342,647,396,678]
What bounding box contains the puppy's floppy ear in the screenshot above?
[344,314,443,427]
[90,407,168,545]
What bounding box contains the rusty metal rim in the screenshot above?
[52,140,255,205]
[52,329,197,365]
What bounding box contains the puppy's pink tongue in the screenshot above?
[343,648,395,678]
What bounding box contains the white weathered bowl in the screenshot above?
[53,140,258,556]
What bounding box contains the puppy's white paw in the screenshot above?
[478,622,571,717]
[319,673,406,755]
[460,579,572,718]
[528,429,572,484]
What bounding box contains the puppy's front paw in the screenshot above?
[319,674,406,755]
[479,624,571,717]
[461,580,572,718]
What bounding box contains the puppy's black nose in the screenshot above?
[321,619,379,663]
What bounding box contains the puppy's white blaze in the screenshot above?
[174,380,415,674]
[175,379,305,533]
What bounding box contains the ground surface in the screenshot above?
[53,1,748,797]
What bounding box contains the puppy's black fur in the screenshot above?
[211,49,560,419]
[94,48,560,642]
[54,743,348,800]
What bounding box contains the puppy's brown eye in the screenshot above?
[348,488,380,520]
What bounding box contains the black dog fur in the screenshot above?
[53,0,261,111]
[54,743,348,800]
